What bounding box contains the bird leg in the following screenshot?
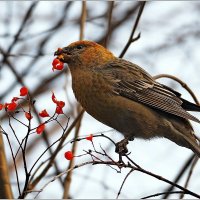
[115,136,134,163]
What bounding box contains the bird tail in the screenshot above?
[181,98,200,112]
[182,133,200,158]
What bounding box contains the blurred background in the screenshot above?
[0,1,200,199]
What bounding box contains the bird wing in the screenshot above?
[96,58,200,123]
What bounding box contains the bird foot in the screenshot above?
[115,138,129,155]
[115,137,133,163]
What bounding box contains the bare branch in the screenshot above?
[119,1,146,58]
[116,169,134,199]
[153,74,200,105]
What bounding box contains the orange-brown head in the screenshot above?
[54,40,115,68]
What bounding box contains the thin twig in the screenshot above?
[119,1,146,58]
[62,106,84,198]
[153,74,200,105]
[35,157,200,199]
[116,169,134,199]
[1,129,21,196]
[30,109,84,189]
[29,158,49,183]
[97,2,141,45]
[32,134,200,199]
[34,161,93,199]
[0,2,73,101]
[104,1,114,47]
[79,1,87,41]
[180,156,199,199]
[162,154,195,199]
[62,1,87,197]
[134,166,200,199]
[7,2,38,55]
[29,116,70,174]
[141,191,185,199]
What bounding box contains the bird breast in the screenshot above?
[71,69,114,111]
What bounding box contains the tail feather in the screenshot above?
[161,84,200,112]
[182,133,200,157]
[181,98,200,112]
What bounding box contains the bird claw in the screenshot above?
[115,137,133,163]
[115,138,129,155]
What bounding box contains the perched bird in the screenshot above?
[54,40,200,157]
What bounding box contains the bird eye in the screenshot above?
[63,47,68,52]
[76,45,84,50]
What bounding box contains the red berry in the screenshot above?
[6,102,17,111]
[86,134,93,142]
[0,103,4,111]
[39,109,50,117]
[20,86,28,96]
[56,63,64,70]
[52,92,65,114]
[25,112,33,120]
[36,123,45,134]
[64,151,73,160]
[56,106,63,114]
[52,92,58,104]
[52,58,64,71]
[52,58,60,66]
[57,101,65,108]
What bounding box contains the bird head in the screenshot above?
[54,40,115,68]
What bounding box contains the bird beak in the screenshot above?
[54,47,71,63]
[54,48,63,56]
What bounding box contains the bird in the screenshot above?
[54,40,200,157]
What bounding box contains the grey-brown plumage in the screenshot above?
[55,40,200,157]
[97,59,200,123]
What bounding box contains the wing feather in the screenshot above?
[97,58,200,123]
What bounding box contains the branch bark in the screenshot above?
[0,132,13,198]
